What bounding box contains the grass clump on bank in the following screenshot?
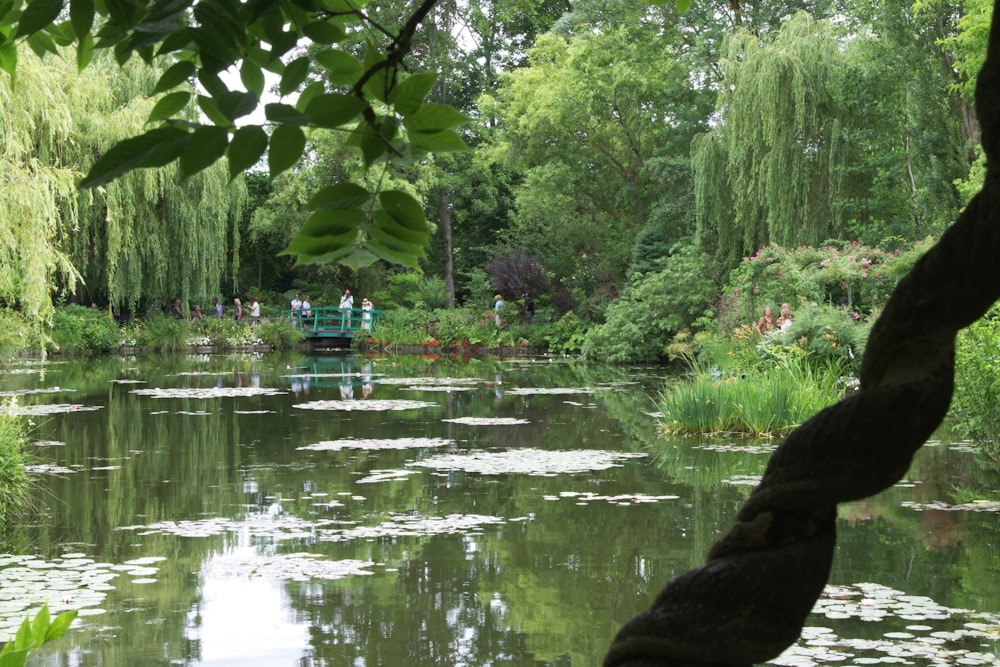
[657,333,851,437]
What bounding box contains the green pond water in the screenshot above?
[0,352,998,666]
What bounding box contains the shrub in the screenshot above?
[581,244,720,362]
[137,314,190,352]
[0,401,30,525]
[777,304,872,373]
[49,304,119,354]
[952,312,1000,460]
[255,319,305,350]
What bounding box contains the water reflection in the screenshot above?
[0,353,996,666]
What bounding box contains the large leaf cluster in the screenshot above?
[0,0,471,269]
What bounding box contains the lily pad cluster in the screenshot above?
[773,583,1000,666]
[408,448,647,476]
[441,417,530,425]
[0,554,165,641]
[542,491,680,505]
[297,437,454,452]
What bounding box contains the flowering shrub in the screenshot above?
[721,238,934,330]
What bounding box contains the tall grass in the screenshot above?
[658,352,847,437]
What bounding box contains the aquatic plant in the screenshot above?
[0,605,77,667]
[657,357,843,437]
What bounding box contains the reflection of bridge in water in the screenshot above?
[283,356,376,398]
[282,306,385,340]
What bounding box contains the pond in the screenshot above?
[1,352,998,666]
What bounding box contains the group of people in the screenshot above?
[290,290,374,331]
[169,297,260,324]
[756,302,794,335]
[492,293,535,328]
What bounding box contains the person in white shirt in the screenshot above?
[339,289,353,331]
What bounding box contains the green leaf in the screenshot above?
[304,93,366,128]
[228,125,268,179]
[360,43,392,103]
[69,0,92,37]
[153,60,195,94]
[240,60,265,96]
[216,90,258,121]
[295,80,325,112]
[179,126,229,179]
[44,610,77,643]
[318,0,369,13]
[0,647,29,667]
[267,124,305,179]
[264,102,308,125]
[297,208,365,237]
[15,0,63,39]
[197,94,230,126]
[358,129,386,167]
[30,605,50,649]
[75,32,93,70]
[391,71,437,116]
[279,55,310,96]
[12,617,30,650]
[379,190,427,230]
[675,0,692,11]
[147,90,191,122]
[305,183,370,210]
[301,19,345,44]
[26,31,58,57]
[402,103,471,133]
[80,126,192,188]
[408,129,469,153]
[0,40,17,83]
[314,49,362,86]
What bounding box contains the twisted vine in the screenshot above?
[604,1,1000,664]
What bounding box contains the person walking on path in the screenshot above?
[233,298,245,322]
[494,294,504,327]
[339,289,353,331]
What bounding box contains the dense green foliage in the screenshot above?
[49,305,120,355]
[953,313,1000,461]
[0,402,30,526]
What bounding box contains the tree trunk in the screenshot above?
[439,188,455,309]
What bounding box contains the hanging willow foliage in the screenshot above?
[0,50,246,319]
[693,12,851,263]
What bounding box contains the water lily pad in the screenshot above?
[12,404,103,416]
[505,386,610,395]
[297,437,453,452]
[399,385,476,392]
[293,399,437,411]
[207,551,374,582]
[0,387,69,397]
[408,448,647,476]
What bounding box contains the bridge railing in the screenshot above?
[281,306,385,334]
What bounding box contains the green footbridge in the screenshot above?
[281,306,385,340]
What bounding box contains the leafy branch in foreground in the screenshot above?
[0,604,77,667]
[0,0,470,270]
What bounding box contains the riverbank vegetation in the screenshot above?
[0,0,995,451]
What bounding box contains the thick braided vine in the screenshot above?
[603,2,1000,665]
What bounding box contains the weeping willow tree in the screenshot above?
[0,50,245,320]
[692,12,853,263]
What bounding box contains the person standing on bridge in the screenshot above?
[339,289,353,331]
[301,295,312,329]
[290,293,302,328]
[361,298,373,331]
